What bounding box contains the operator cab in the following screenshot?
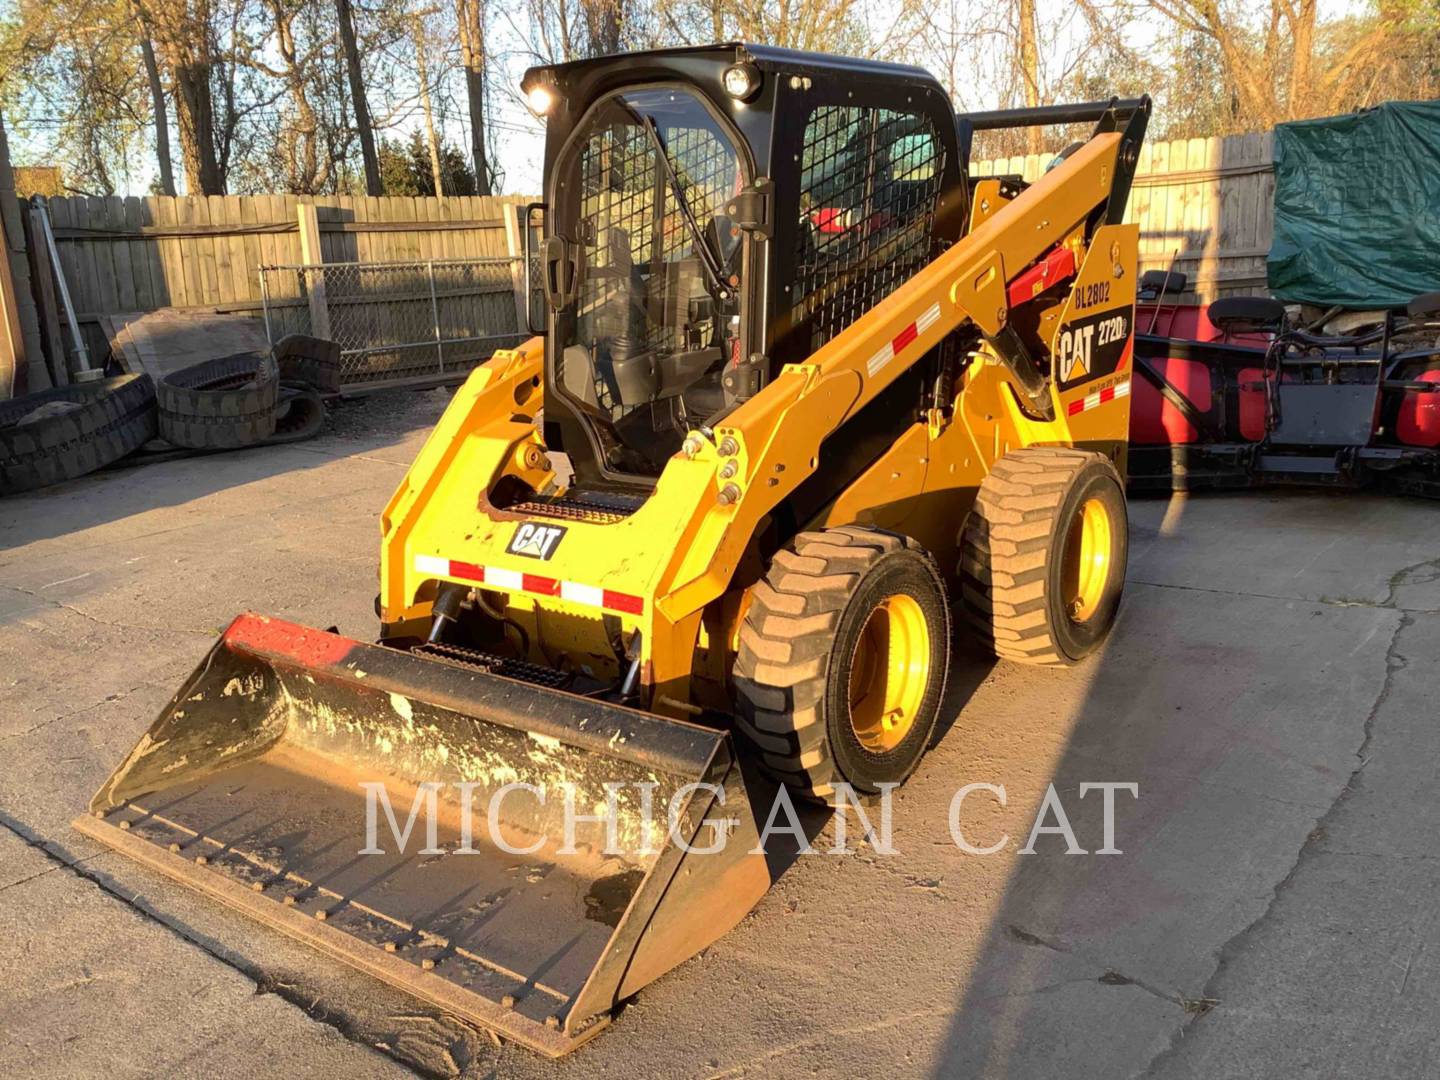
[522,44,969,488]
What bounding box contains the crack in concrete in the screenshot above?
[0,681,160,742]
[1003,923,1192,1013]
[288,444,417,469]
[0,584,217,638]
[1137,555,1435,1078]
[1130,576,1440,615]
[0,812,428,1078]
[0,849,108,894]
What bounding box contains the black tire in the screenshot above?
[262,384,325,444]
[274,334,342,394]
[733,527,950,802]
[960,447,1128,666]
[157,352,278,450]
[0,374,157,495]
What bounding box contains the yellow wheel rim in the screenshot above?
[1063,496,1113,623]
[847,594,931,753]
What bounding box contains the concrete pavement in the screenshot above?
[1,388,1436,1078]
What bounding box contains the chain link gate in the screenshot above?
[259,257,530,391]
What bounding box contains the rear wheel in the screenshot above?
[733,527,950,802]
[960,447,1127,665]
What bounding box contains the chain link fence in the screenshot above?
[259,258,529,390]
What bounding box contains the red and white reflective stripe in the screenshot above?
[1066,378,1131,417]
[413,554,644,615]
[866,302,942,377]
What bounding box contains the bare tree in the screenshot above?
[138,0,227,193]
[1143,0,1438,131]
[581,0,624,54]
[455,0,492,194]
[411,9,445,196]
[335,0,381,194]
[247,0,330,192]
[1016,0,1041,152]
[130,0,176,195]
[0,0,160,194]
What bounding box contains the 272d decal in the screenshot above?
[1056,307,1132,388]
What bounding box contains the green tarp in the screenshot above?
[1267,100,1440,309]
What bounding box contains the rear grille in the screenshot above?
[412,642,571,689]
[507,493,643,525]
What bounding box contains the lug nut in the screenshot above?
[717,483,741,506]
[384,941,398,953]
[118,820,131,831]
[717,435,739,456]
[719,460,738,479]
[315,909,327,921]
[501,994,516,1008]
[421,958,436,971]
[251,881,265,893]
[194,855,208,866]
[168,842,182,853]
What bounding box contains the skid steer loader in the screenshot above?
[78,44,1149,1055]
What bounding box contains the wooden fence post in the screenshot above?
[503,202,531,337]
[0,111,44,397]
[296,202,331,340]
[21,206,64,387]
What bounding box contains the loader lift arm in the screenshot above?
[662,99,1149,616]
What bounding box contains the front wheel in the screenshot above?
[960,447,1128,665]
[733,527,951,802]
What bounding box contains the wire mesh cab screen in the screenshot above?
[554,86,745,477]
[792,105,946,353]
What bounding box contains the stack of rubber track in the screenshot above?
[1,334,341,495]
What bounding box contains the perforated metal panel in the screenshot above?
[793,106,945,352]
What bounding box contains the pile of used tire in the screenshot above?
[1,334,341,495]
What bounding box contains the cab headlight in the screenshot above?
[723,63,761,102]
[525,84,557,117]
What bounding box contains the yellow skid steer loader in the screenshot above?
[78,44,1149,1055]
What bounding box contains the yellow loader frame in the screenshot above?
[381,132,1139,714]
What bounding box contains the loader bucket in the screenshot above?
[75,613,771,1055]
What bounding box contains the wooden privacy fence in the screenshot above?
[37,193,536,383]
[17,133,1277,391]
[972,131,1276,301]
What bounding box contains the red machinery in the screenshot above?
[1129,271,1440,496]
